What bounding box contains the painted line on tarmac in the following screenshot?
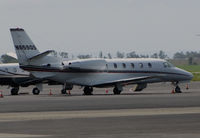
[0,133,49,138]
[0,107,200,122]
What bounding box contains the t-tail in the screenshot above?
[10,28,61,66]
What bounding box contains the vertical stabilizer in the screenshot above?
[10,28,40,65]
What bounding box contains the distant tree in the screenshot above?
[173,51,200,59]
[116,51,125,58]
[99,51,103,58]
[1,54,18,63]
[186,51,200,58]
[151,53,158,58]
[158,50,168,59]
[173,52,186,59]
[188,57,193,65]
[59,52,68,58]
[51,51,58,57]
[126,51,139,58]
[77,54,92,59]
[107,53,112,59]
[140,54,149,58]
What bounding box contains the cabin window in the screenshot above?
[5,68,8,72]
[47,64,51,67]
[139,63,143,68]
[163,62,168,68]
[131,63,134,68]
[114,63,117,68]
[148,63,152,68]
[122,63,126,68]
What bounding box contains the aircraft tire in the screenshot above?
[61,89,67,94]
[32,87,40,95]
[11,87,19,95]
[175,86,182,93]
[113,87,121,95]
[83,87,93,95]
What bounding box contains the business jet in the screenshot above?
[0,63,61,95]
[10,28,193,95]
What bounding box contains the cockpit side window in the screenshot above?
[163,62,174,68]
[163,62,168,68]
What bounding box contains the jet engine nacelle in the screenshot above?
[63,59,107,70]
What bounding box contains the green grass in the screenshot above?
[176,65,200,81]
[176,65,200,72]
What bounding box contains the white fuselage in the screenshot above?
[0,63,29,78]
[24,58,193,87]
[9,28,193,89]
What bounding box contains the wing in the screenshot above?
[93,76,157,87]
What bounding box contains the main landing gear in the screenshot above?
[113,87,121,95]
[61,84,73,94]
[83,86,93,95]
[10,86,40,95]
[113,84,123,95]
[11,87,19,95]
[32,87,40,95]
[61,89,67,94]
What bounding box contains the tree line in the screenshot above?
[1,51,200,64]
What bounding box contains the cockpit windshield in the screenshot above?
[163,62,174,68]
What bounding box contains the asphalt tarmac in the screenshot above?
[0,82,200,138]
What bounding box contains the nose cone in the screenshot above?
[187,71,194,80]
[175,67,193,81]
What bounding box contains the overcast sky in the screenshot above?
[0,0,200,57]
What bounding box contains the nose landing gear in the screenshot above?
[172,82,182,93]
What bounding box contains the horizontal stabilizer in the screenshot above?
[28,50,54,62]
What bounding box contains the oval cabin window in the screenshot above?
[114,63,117,68]
[139,63,143,68]
[148,63,152,68]
[131,63,134,68]
[122,63,126,68]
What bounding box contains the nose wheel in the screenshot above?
[175,85,182,93]
[61,89,67,94]
[172,82,182,93]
